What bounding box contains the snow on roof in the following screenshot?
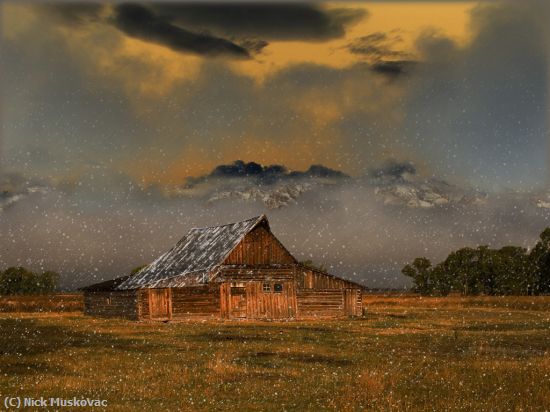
[117,215,268,290]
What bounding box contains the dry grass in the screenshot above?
[0,296,549,411]
[0,293,83,312]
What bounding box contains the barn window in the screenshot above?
[106,296,112,305]
[263,283,271,293]
[274,283,283,293]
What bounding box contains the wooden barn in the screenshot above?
[82,215,364,321]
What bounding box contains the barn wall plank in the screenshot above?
[83,291,139,320]
[170,285,220,319]
[296,289,346,318]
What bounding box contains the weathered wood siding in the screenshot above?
[224,225,295,265]
[219,266,295,281]
[171,286,220,319]
[90,269,364,322]
[149,288,171,320]
[343,288,363,316]
[297,269,360,290]
[247,281,296,319]
[356,288,363,316]
[296,289,346,318]
[137,289,150,320]
[83,291,139,320]
[296,288,363,318]
[220,280,297,319]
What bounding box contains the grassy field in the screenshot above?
[0,294,83,313]
[0,296,549,411]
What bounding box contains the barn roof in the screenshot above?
[80,275,131,292]
[117,215,271,290]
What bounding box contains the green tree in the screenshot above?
[441,247,483,295]
[492,246,535,295]
[530,228,550,294]
[430,263,452,296]
[0,267,32,295]
[0,267,58,295]
[39,271,59,293]
[403,229,549,296]
[402,257,433,295]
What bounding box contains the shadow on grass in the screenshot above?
[190,324,343,344]
[1,361,64,376]
[235,351,352,367]
[0,318,165,376]
[457,321,550,332]
[190,331,277,342]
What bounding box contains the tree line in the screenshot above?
[0,267,59,295]
[402,228,550,296]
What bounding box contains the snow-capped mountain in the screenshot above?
[372,178,487,208]
[0,186,50,212]
[208,183,312,209]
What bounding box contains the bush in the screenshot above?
[0,267,59,295]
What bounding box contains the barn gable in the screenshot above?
[117,215,295,290]
[223,221,297,266]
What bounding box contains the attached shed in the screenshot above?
[82,215,365,321]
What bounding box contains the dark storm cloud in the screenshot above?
[112,4,251,58]
[370,160,416,180]
[346,31,415,76]
[235,38,269,54]
[296,165,349,179]
[149,3,366,41]
[188,160,349,186]
[210,160,287,179]
[370,60,415,76]
[38,3,104,26]
[347,32,405,59]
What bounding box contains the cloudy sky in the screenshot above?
[1,1,549,289]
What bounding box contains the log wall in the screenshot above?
[83,291,139,320]
[171,286,220,319]
[296,289,346,318]
[296,288,363,318]
[84,270,363,321]
[137,289,150,320]
[343,288,363,317]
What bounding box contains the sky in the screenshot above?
[1,1,549,289]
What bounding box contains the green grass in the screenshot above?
[0,297,549,411]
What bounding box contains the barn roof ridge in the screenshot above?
[188,214,268,231]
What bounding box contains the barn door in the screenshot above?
[149,288,171,320]
[230,286,247,318]
[344,289,358,316]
